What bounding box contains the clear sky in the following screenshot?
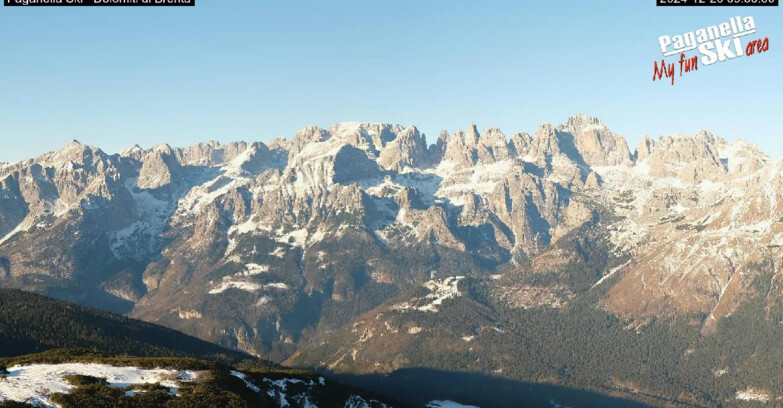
[0,0,780,162]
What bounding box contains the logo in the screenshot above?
[653,16,769,85]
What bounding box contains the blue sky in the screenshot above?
[0,0,780,162]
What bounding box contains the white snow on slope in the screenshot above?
[111,188,172,261]
[221,147,255,176]
[434,160,513,205]
[208,280,290,295]
[277,228,309,247]
[227,370,393,408]
[176,309,203,319]
[177,174,251,216]
[427,401,481,408]
[591,260,631,289]
[345,394,391,408]
[232,370,322,408]
[262,377,308,406]
[209,281,264,294]
[230,370,261,393]
[0,219,33,247]
[394,276,464,313]
[0,363,198,407]
[241,263,270,276]
[735,388,772,402]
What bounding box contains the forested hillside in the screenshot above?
[0,289,405,408]
[0,288,266,367]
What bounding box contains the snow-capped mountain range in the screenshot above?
[2,114,782,406]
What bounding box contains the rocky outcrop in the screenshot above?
[559,114,632,167]
[137,148,179,189]
[378,126,429,170]
[635,132,725,181]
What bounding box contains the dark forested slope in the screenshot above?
[0,288,264,367]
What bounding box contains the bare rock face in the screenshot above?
[636,135,655,162]
[415,205,464,250]
[428,130,449,164]
[530,123,561,159]
[333,145,382,184]
[476,128,512,164]
[636,132,725,182]
[509,132,533,159]
[378,126,429,171]
[440,125,522,169]
[442,128,479,168]
[0,142,140,299]
[559,114,632,167]
[0,176,28,239]
[584,171,601,189]
[174,140,249,167]
[288,126,329,161]
[137,148,179,189]
[394,186,424,210]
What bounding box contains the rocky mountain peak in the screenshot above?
[378,125,428,170]
[466,123,481,147]
[562,114,608,132]
[694,129,716,144]
[476,127,512,163]
[557,115,631,167]
[531,123,561,158]
[717,138,771,176]
[637,133,725,180]
[440,124,517,167]
[137,148,180,189]
[427,130,450,164]
[45,139,105,166]
[119,144,144,159]
[510,132,533,159]
[443,128,478,168]
[635,135,655,162]
[326,122,402,158]
[151,143,174,154]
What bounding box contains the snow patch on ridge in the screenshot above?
[177,174,251,216]
[435,160,513,205]
[230,370,261,393]
[208,278,289,295]
[427,401,481,408]
[241,263,270,276]
[592,260,631,289]
[735,388,771,402]
[0,363,199,407]
[345,394,391,408]
[209,281,264,294]
[110,187,173,261]
[277,228,308,247]
[394,276,464,313]
[0,218,34,246]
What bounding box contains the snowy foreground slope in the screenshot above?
[0,363,479,408]
[426,401,480,408]
[0,290,410,408]
[0,362,397,408]
[0,364,196,407]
